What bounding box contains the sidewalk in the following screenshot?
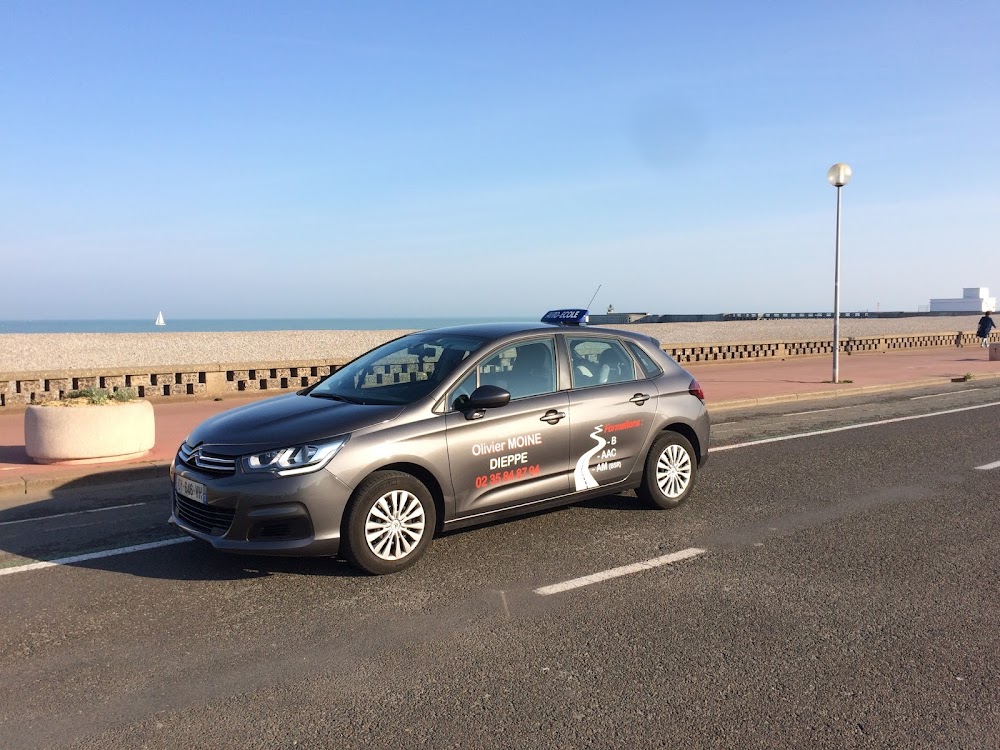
[2,347,997,497]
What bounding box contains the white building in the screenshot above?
[929,287,996,313]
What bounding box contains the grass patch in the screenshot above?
[64,387,109,405]
[47,387,138,406]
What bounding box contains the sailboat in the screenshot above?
[155,311,165,326]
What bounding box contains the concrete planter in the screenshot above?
[24,400,155,465]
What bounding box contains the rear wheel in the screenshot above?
[637,432,697,509]
[343,470,437,575]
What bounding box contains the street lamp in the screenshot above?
[827,162,852,383]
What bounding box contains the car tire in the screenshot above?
[343,470,437,575]
[637,432,697,510]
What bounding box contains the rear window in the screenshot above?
[625,341,663,378]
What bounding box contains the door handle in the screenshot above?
[629,393,650,406]
[540,410,566,425]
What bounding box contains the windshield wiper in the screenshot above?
[309,392,362,404]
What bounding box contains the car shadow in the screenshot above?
[1,476,651,583]
[0,475,372,582]
[81,540,369,581]
[576,490,651,511]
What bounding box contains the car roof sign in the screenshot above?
[541,309,589,326]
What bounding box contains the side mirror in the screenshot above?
[462,385,510,419]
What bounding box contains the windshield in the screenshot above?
[309,332,487,406]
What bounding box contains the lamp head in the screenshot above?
[827,163,853,187]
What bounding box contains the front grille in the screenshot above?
[177,442,237,475]
[174,495,236,536]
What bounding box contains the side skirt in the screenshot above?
[442,477,642,531]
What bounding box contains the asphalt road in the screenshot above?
[1,381,999,749]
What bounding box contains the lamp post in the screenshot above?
[827,163,852,383]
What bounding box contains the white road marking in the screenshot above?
[0,502,148,528]
[975,460,1000,471]
[911,388,979,400]
[713,401,1000,453]
[534,547,706,596]
[0,537,192,577]
[785,404,862,416]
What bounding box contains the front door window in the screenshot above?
[478,339,557,400]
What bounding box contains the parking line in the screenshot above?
[0,502,148,528]
[0,537,193,578]
[534,547,706,596]
[975,460,1000,471]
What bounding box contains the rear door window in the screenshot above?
[566,337,637,388]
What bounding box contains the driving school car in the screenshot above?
[169,310,710,575]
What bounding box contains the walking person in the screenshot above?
[977,311,996,348]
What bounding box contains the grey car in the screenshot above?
[169,311,710,574]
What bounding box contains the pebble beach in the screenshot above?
[0,315,988,373]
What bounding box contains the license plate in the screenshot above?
[175,474,207,504]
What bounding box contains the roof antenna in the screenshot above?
[586,284,602,310]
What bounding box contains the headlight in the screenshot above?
[242,436,348,476]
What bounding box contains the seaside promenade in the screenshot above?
[1,345,998,498]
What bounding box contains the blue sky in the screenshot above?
[2,1,998,319]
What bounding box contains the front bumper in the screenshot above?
[168,459,353,557]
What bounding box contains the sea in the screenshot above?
[0,317,537,334]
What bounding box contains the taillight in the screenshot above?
[689,378,705,402]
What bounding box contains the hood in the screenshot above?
[186,392,404,454]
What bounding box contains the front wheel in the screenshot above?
[637,432,697,509]
[343,470,437,575]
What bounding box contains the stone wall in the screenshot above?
[0,361,339,409]
[664,332,973,363]
[0,332,984,410]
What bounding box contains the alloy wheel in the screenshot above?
[656,443,692,499]
[365,489,426,561]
